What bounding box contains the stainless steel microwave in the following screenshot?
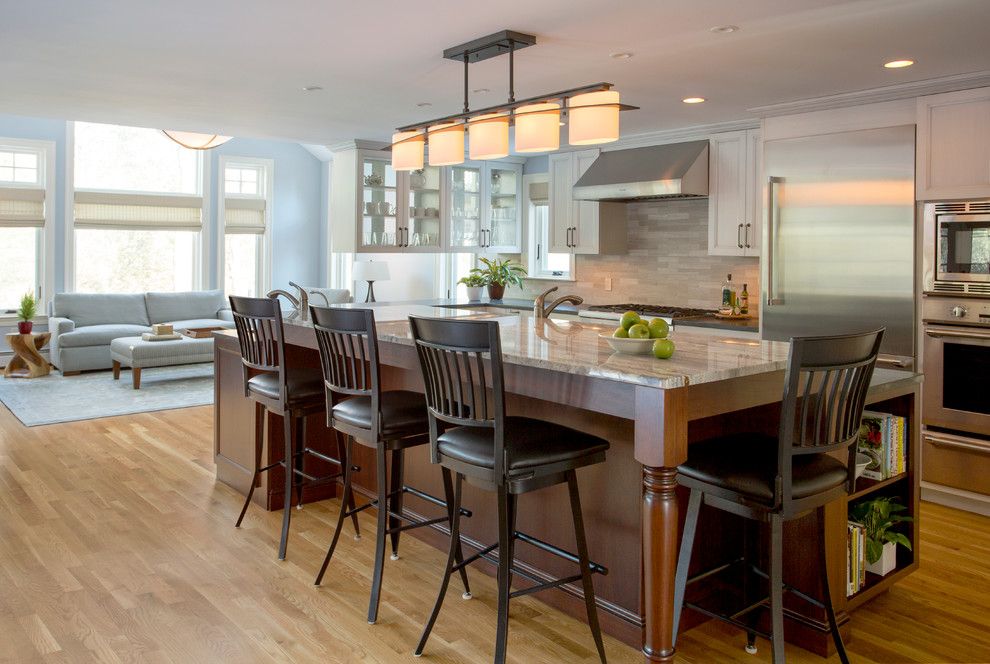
[924,200,990,294]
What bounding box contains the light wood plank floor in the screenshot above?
[1,404,988,663]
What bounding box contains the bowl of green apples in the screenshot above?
[599,311,674,356]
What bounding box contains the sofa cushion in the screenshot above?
[58,324,152,348]
[52,293,151,327]
[145,290,227,324]
[167,318,236,331]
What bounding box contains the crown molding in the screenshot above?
[325,138,389,154]
[749,70,990,117]
[600,118,760,151]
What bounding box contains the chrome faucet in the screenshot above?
[533,286,583,318]
[267,281,309,317]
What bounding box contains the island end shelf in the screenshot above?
[212,306,921,663]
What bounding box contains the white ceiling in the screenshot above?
[2,0,989,145]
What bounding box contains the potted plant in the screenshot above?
[849,496,913,576]
[16,292,36,334]
[473,257,526,301]
[458,273,487,302]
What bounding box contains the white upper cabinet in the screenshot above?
[708,129,761,257]
[917,87,990,200]
[448,160,523,254]
[549,149,626,255]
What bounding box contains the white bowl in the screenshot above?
[855,452,871,479]
[600,333,654,355]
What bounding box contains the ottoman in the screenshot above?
[109,335,214,389]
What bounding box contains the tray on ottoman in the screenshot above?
[109,335,214,389]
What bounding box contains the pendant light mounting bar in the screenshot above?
[442,30,536,63]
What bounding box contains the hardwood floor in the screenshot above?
[0,403,988,663]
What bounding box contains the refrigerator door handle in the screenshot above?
[766,176,784,306]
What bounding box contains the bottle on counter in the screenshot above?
[721,274,734,310]
[739,283,749,315]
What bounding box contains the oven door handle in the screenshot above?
[925,328,990,341]
[925,432,990,456]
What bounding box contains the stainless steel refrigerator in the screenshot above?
[761,125,916,367]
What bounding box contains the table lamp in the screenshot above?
[352,261,390,303]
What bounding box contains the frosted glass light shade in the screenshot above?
[391,131,424,171]
[352,260,390,282]
[468,112,509,160]
[514,102,560,153]
[567,90,620,145]
[428,122,465,166]
[161,130,233,150]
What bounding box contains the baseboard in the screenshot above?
[921,481,990,517]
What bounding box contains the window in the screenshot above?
[0,140,51,314]
[73,122,204,292]
[526,177,572,280]
[221,158,271,297]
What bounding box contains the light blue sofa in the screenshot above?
[48,290,234,373]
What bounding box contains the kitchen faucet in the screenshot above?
[533,286,583,318]
[267,281,310,318]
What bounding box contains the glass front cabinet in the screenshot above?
[331,144,521,255]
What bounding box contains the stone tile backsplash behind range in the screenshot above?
[512,198,760,311]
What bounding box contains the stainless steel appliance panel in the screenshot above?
[762,126,916,361]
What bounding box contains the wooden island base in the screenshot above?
[213,322,921,663]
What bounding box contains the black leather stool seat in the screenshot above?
[437,417,609,475]
[247,367,325,405]
[332,390,429,437]
[678,434,848,503]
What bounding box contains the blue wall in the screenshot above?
[523,154,549,174]
[0,112,326,296]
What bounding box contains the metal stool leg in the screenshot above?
[567,471,607,663]
[389,448,404,560]
[277,410,294,560]
[441,467,472,598]
[294,415,306,510]
[314,436,359,586]
[494,485,514,664]
[367,443,389,624]
[672,488,702,646]
[339,433,361,539]
[769,513,785,664]
[818,507,850,664]
[415,471,464,657]
[235,402,265,528]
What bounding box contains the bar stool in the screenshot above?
[672,329,885,664]
[309,305,472,625]
[229,295,353,561]
[409,315,610,664]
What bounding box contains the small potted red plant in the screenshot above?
[16,292,36,334]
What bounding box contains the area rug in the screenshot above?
[0,363,214,427]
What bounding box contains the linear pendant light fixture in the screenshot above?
[391,30,638,169]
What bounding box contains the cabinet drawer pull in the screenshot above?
[737,223,744,248]
[925,433,990,456]
[745,223,752,248]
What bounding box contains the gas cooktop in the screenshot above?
[581,303,718,320]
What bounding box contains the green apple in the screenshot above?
[612,327,629,338]
[620,311,641,331]
[628,323,650,339]
[647,318,669,339]
[652,338,675,359]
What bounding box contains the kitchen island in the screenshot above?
[213,304,920,663]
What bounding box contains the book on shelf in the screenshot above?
[847,521,866,596]
[857,411,907,480]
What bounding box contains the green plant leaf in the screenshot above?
[865,539,884,565]
[885,532,912,550]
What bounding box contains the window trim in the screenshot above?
[524,173,574,282]
[217,155,273,297]
[0,137,56,320]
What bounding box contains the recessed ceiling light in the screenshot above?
[884,59,914,69]
[682,97,706,104]
[302,85,323,92]
[416,102,433,108]
[473,88,490,94]
[710,25,739,34]
[610,52,633,60]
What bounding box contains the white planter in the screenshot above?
[866,541,898,576]
[465,286,484,302]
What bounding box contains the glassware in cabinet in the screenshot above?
[360,156,399,249]
[488,165,520,249]
[406,166,442,250]
[449,165,482,249]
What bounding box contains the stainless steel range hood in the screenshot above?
[572,140,709,201]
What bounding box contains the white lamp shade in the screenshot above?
[468,112,509,160]
[427,122,465,166]
[567,90,620,145]
[162,130,233,150]
[392,131,425,171]
[352,261,390,282]
[514,102,560,153]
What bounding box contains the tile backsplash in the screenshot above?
[511,198,760,311]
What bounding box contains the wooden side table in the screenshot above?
[4,332,52,379]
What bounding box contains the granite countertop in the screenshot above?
[676,314,760,333]
[283,302,789,390]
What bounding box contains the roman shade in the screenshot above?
[0,187,45,227]
[224,197,267,234]
[74,191,203,230]
[529,181,549,204]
